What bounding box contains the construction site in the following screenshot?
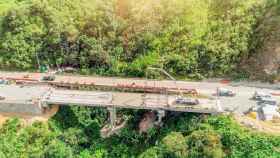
[0,71,280,136]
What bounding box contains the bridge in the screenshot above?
[0,71,280,136]
[0,84,217,121]
[0,83,218,137]
[0,71,279,114]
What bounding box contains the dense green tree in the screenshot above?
[0,1,280,158]
[0,0,268,78]
[138,147,163,158]
[160,132,188,158]
[186,130,224,158]
[1,112,280,157]
[44,140,74,158]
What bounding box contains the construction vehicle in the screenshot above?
[247,111,257,119]
[253,91,272,101]
[257,97,277,106]
[217,88,236,97]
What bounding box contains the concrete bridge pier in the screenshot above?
[155,110,166,126]
[108,107,117,127]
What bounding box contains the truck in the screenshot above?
[252,91,272,101]
[257,97,277,106]
[217,88,236,97]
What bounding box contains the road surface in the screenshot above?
[0,71,279,114]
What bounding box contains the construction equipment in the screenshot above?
[217,88,236,97]
[247,112,257,119]
[257,97,277,106]
[253,91,272,101]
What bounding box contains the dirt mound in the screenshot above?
[235,115,280,135]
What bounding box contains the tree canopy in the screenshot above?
[0,0,270,78]
[1,0,280,157]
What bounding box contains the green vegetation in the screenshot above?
[1,109,280,158]
[0,0,272,78]
[242,0,280,81]
[1,0,280,157]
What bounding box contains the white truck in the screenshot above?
[252,91,272,101]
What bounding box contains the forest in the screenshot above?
[2,110,280,158]
[0,0,276,78]
[1,0,280,157]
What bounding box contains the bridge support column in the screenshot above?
[216,99,223,113]
[108,107,117,127]
[155,110,166,126]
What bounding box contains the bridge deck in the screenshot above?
[45,90,216,113]
[0,72,202,94]
[1,71,280,114]
[0,85,217,115]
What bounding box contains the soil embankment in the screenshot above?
[0,105,59,126]
[235,114,280,135]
